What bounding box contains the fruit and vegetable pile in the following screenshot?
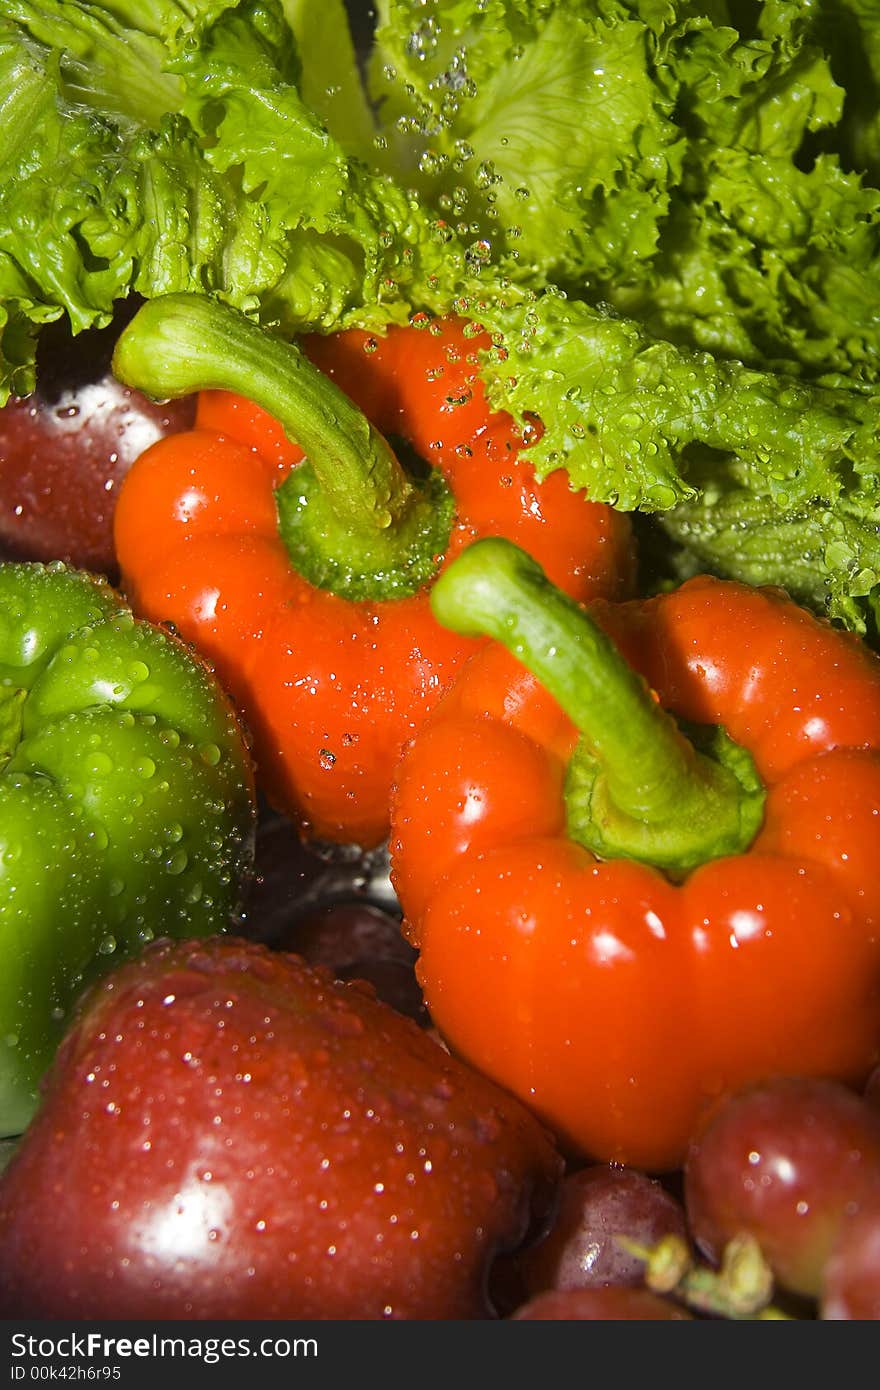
[1,0,880,1321]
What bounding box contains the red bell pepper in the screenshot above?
[390,538,880,1171]
[111,295,633,847]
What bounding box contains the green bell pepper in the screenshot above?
[0,561,256,1136]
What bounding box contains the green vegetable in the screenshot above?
[282,0,378,158]
[372,0,880,384]
[5,0,880,630]
[0,561,256,1137]
[369,0,685,292]
[369,0,880,628]
[0,0,467,397]
[658,487,880,633]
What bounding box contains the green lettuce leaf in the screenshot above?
[368,0,686,291]
[471,286,880,628]
[0,0,467,397]
[610,149,880,382]
[0,0,239,125]
[6,0,880,635]
[659,485,880,632]
[802,0,880,179]
[602,1,880,383]
[370,0,880,385]
[282,0,377,159]
[476,290,878,510]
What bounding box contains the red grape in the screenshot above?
[284,900,427,1024]
[821,1197,880,1318]
[511,1286,693,1320]
[509,1163,688,1298]
[0,310,194,575]
[684,1076,880,1298]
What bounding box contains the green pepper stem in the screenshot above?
[112,294,453,601]
[431,538,765,874]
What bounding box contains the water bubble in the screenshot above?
[165,849,188,876]
[90,825,110,851]
[418,150,446,177]
[465,239,492,270]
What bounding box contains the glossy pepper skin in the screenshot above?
[390,539,880,1172]
[113,303,633,847]
[0,561,256,1137]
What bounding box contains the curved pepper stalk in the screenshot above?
[112,294,454,601]
[431,537,765,874]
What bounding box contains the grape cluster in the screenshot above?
[497,1073,880,1320]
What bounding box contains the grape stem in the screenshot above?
[618,1233,795,1320]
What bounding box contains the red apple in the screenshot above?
[0,936,561,1319]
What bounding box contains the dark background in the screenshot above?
[345,0,377,56]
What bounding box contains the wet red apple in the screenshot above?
[0,935,561,1319]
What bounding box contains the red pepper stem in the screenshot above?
[431,538,765,874]
[112,294,454,602]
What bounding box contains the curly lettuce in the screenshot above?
[5,0,880,632]
[369,0,687,290]
[0,0,467,396]
[372,0,880,387]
